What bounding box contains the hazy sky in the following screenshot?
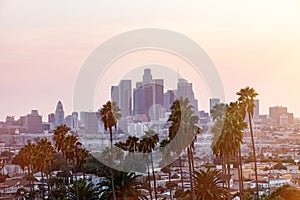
[1,0,300,120]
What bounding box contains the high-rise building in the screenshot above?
[24,110,42,133]
[132,68,164,121]
[177,78,198,111]
[111,80,132,117]
[79,112,98,134]
[55,101,65,126]
[111,86,120,107]
[119,80,132,117]
[209,98,220,113]
[48,113,55,124]
[72,112,79,130]
[254,99,259,117]
[163,90,175,111]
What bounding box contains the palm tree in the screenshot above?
[182,168,227,200]
[36,138,55,198]
[53,125,70,152]
[139,129,159,200]
[69,179,99,200]
[168,97,201,199]
[99,101,121,200]
[98,171,148,200]
[14,141,38,195]
[211,102,247,199]
[237,87,259,198]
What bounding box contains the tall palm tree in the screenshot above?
[53,125,70,152]
[168,97,201,200]
[98,171,148,200]
[36,138,55,198]
[15,141,38,195]
[211,102,247,199]
[139,129,159,200]
[69,179,99,200]
[237,87,259,198]
[99,101,121,200]
[182,168,227,200]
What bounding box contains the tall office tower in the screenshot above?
[79,112,98,134]
[177,78,198,111]
[65,115,73,129]
[48,113,55,123]
[133,68,164,121]
[119,80,132,117]
[210,98,220,112]
[143,68,152,83]
[55,101,65,126]
[111,86,120,107]
[163,90,175,111]
[111,80,132,117]
[24,110,42,133]
[72,112,79,130]
[254,99,259,117]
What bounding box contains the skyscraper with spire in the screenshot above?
[55,101,65,126]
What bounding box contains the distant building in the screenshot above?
[133,68,164,121]
[177,78,198,111]
[269,106,293,125]
[254,99,259,117]
[48,113,55,123]
[65,115,73,129]
[24,110,42,133]
[163,90,176,111]
[55,101,65,126]
[79,112,98,134]
[111,80,132,117]
[209,98,220,113]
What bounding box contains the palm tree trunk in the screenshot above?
[147,160,153,200]
[249,113,259,199]
[227,156,231,200]
[187,147,195,200]
[179,156,184,189]
[168,165,172,200]
[41,167,45,199]
[150,152,158,200]
[109,127,117,200]
[238,147,244,200]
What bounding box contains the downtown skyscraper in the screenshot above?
[133,68,163,121]
[55,101,65,126]
[111,80,132,117]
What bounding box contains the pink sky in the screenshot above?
[1,1,300,120]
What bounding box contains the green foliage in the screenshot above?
[98,171,148,200]
[186,169,227,200]
[69,179,99,200]
[267,185,300,200]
